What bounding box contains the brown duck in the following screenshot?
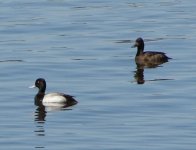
[132,37,171,67]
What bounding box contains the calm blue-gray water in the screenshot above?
[1,0,196,149]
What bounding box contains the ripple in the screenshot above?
[115,40,132,43]
[0,59,23,63]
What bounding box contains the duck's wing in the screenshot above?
[143,51,170,61]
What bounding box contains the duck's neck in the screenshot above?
[136,46,144,56]
[39,87,46,94]
[34,93,44,106]
[34,87,46,106]
[35,88,45,106]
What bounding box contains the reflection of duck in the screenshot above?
[34,104,46,149]
[134,63,173,84]
[132,37,171,67]
[30,78,78,108]
[134,64,145,84]
[34,105,46,122]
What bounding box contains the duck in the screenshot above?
[132,37,171,67]
[30,78,78,107]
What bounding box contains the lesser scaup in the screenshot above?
[132,37,171,67]
[30,78,78,107]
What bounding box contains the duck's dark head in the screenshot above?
[35,78,46,93]
[132,37,145,51]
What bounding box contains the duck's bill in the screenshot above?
[132,41,139,48]
[131,43,138,48]
[29,85,36,88]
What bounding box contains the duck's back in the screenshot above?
[137,51,170,62]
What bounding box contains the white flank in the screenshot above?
[42,93,67,103]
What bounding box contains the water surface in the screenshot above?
[1,0,196,149]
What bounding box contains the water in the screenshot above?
[1,0,196,149]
